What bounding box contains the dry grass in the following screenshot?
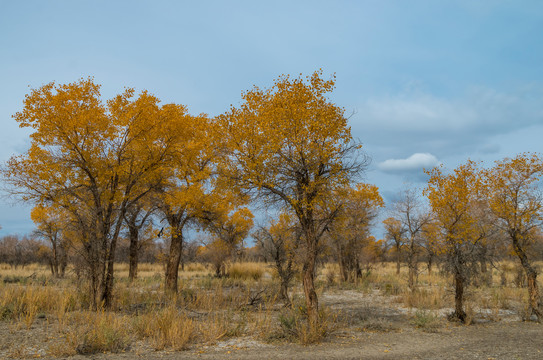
[398,287,447,309]
[266,297,338,344]
[132,305,195,350]
[1,260,542,356]
[228,262,266,281]
[66,311,131,355]
[0,282,79,329]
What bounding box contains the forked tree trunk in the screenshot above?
[100,210,125,309]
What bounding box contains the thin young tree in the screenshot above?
[390,187,431,291]
[383,217,405,275]
[254,212,302,305]
[30,204,68,277]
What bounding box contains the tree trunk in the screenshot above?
[90,268,99,310]
[454,270,466,322]
[302,235,319,334]
[512,236,542,321]
[100,210,125,309]
[480,258,491,287]
[101,234,119,309]
[406,237,418,290]
[527,271,542,320]
[48,260,55,277]
[165,231,183,293]
[408,263,416,291]
[51,241,59,277]
[101,254,115,309]
[338,246,349,282]
[87,233,101,310]
[355,260,363,279]
[59,242,67,278]
[396,243,401,275]
[276,256,292,305]
[280,278,291,305]
[128,227,139,282]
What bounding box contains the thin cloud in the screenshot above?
[378,153,440,173]
[352,86,543,159]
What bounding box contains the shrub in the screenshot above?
[411,310,441,332]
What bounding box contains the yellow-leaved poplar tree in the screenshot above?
[486,153,543,320]
[425,160,489,322]
[3,79,188,308]
[218,71,367,333]
[328,183,384,282]
[151,111,223,293]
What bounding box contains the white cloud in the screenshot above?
[378,153,440,173]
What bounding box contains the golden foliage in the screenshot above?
[425,160,486,253]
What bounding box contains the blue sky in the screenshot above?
[1,0,542,236]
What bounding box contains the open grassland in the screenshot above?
[0,261,542,359]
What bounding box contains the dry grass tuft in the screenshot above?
[399,287,446,310]
[65,311,131,355]
[228,262,265,281]
[133,305,195,350]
